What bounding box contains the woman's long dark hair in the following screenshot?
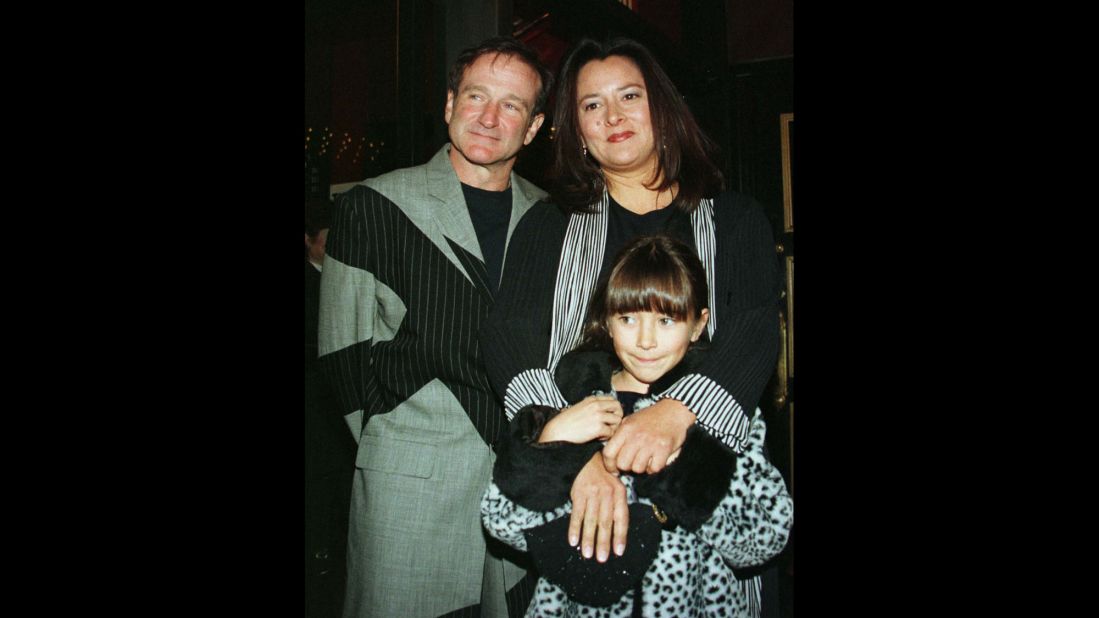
[578,234,709,352]
[551,37,724,214]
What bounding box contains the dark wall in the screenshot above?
[726,0,794,64]
[305,0,443,188]
[727,57,794,239]
[306,0,793,199]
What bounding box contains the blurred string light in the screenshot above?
[305,126,387,167]
[304,126,335,157]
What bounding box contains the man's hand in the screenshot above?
[602,398,696,474]
[568,452,629,562]
[538,395,623,444]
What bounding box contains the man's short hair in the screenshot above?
[305,196,334,236]
[446,35,554,118]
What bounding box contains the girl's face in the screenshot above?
[608,308,708,392]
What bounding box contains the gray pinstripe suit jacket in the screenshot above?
[319,145,546,617]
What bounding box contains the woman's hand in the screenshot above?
[538,395,623,444]
[602,398,696,474]
[568,451,629,562]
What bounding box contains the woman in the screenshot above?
[481,37,782,566]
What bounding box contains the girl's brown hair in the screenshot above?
[579,234,709,351]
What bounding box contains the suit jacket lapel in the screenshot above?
[363,145,544,291]
[364,146,478,285]
[446,238,494,304]
[427,148,483,263]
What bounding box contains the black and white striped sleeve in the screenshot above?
[658,375,751,452]
[503,369,568,419]
[660,193,782,453]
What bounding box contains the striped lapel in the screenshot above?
[362,146,478,284]
[426,150,483,264]
[547,192,609,371]
[547,193,717,369]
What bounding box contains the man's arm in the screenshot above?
[318,187,389,438]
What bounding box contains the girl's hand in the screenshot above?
[538,395,623,444]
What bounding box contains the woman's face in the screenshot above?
[575,55,657,177]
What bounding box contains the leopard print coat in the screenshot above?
[480,349,793,617]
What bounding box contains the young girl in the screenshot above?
[481,235,793,617]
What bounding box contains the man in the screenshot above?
[305,196,332,366]
[318,36,553,618]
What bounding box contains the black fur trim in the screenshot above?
[553,349,617,404]
[492,405,602,512]
[632,424,737,531]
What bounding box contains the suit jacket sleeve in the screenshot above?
[318,186,390,438]
[658,192,783,452]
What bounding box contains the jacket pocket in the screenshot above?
[356,433,436,479]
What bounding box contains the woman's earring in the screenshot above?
[582,144,588,157]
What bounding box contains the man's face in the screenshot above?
[305,228,328,264]
[445,53,544,175]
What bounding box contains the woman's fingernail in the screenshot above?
[597,549,608,562]
[615,543,626,556]
[569,534,578,546]
[582,545,592,558]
